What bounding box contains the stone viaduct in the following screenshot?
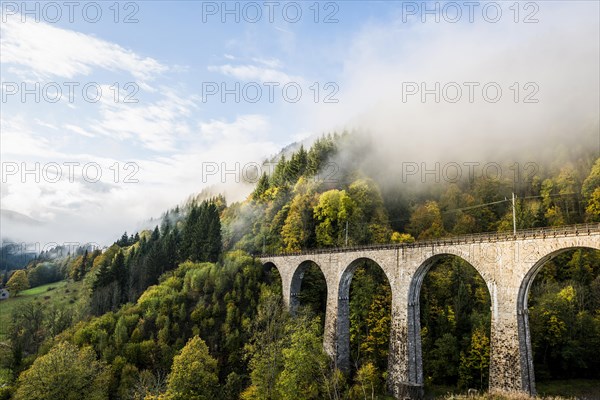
[260,224,600,399]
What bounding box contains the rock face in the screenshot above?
[261,225,600,399]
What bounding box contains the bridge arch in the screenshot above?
[339,257,394,299]
[262,261,283,292]
[517,244,600,395]
[289,259,328,316]
[336,257,393,372]
[263,261,277,270]
[406,252,493,389]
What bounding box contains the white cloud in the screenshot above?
[0,115,61,158]
[207,63,302,83]
[88,89,198,152]
[251,57,283,69]
[273,26,293,35]
[34,119,58,130]
[0,19,167,81]
[64,124,95,138]
[198,114,270,142]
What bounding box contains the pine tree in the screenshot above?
[111,250,128,303]
[118,231,129,246]
[183,204,200,261]
[161,212,172,235]
[306,135,336,176]
[252,173,270,201]
[94,259,112,290]
[151,226,160,241]
[271,155,288,187]
[287,146,308,182]
[206,204,222,262]
[163,229,180,271]
[196,202,209,261]
[79,249,89,280]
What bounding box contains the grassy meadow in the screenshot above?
[0,280,84,340]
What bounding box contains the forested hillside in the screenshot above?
[1,132,599,399]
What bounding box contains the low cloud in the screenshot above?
[310,1,599,180]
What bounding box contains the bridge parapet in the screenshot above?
[259,223,599,258]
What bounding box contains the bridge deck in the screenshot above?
[259,223,600,258]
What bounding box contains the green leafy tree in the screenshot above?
[390,232,415,243]
[276,316,329,400]
[361,289,391,365]
[554,165,582,224]
[346,179,392,244]
[348,263,392,373]
[458,327,490,390]
[9,302,45,367]
[68,253,83,281]
[14,342,110,400]
[243,288,288,400]
[349,362,380,400]
[26,262,62,287]
[428,333,459,384]
[281,181,318,251]
[164,336,219,400]
[575,160,598,220]
[407,201,445,239]
[6,270,28,296]
[585,187,600,221]
[313,189,355,246]
[582,158,600,200]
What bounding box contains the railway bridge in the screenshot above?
[260,224,600,398]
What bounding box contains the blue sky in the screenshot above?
[1,1,598,246]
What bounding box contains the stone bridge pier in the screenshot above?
[261,225,600,399]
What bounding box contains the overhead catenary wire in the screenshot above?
[385,191,579,223]
[428,191,578,215]
[442,198,511,214]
